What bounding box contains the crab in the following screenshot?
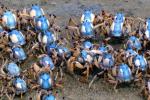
[107,63,133,91]
[29,4,45,19]
[89,50,115,88]
[9,46,27,62]
[36,90,56,100]
[38,72,53,90]
[104,12,132,43]
[2,10,17,30]
[138,18,150,49]
[35,15,49,32]
[12,77,27,95]
[125,36,142,51]
[8,29,26,46]
[66,10,105,40]
[67,45,94,82]
[38,54,55,71]
[131,54,148,73]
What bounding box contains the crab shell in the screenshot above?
[46,42,57,55]
[38,31,56,45]
[12,47,27,61]
[38,72,52,90]
[29,5,45,18]
[81,10,95,23]
[111,13,125,37]
[39,55,55,70]
[9,29,26,46]
[133,55,148,71]
[101,53,114,70]
[117,63,132,82]
[81,50,93,63]
[83,41,93,49]
[126,36,142,50]
[2,10,17,29]
[13,77,27,95]
[35,16,50,31]
[42,93,56,100]
[6,62,20,77]
[81,21,94,37]
[125,49,137,58]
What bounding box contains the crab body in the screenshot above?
[38,30,56,45]
[81,21,94,37]
[35,16,49,32]
[38,72,52,90]
[46,42,57,55]
[133,55,147,71]
[39,55,55,70]
[29,5,44,18]
[126,36,141,50]
[125,48,137,58]
[117,63,132,82]
[13,77,27,95]
[111,12,125,37]
[8,29,25,46]
[11,47,27,61]
[2,10,16,29]
[6,62,20,77]
[80,50,93,63]
[42,93,56,100]
[101,53,114,70]
[83,41,93,49]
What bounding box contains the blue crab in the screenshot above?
[35,15,49,32]
[8,29,26,46]
[38,72,53,90]
[81,10,95,23]
[29,4,45,18]
[12,77,27,94]
[10,46,27,62]
[38,54,55,70]
[110,12,125,37]
[108,63,133,91]
[2,10,17,29]
[132,54,148,72]
[36,90,56,100]
[125,36,142,51]
[42,93,56,100]
[6,62,21,77]
[89,51,115,88]
[66,10,105,40]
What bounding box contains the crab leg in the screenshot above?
[93,23,104,30]
[89,71,104,88]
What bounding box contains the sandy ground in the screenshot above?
[1,0,150,100]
